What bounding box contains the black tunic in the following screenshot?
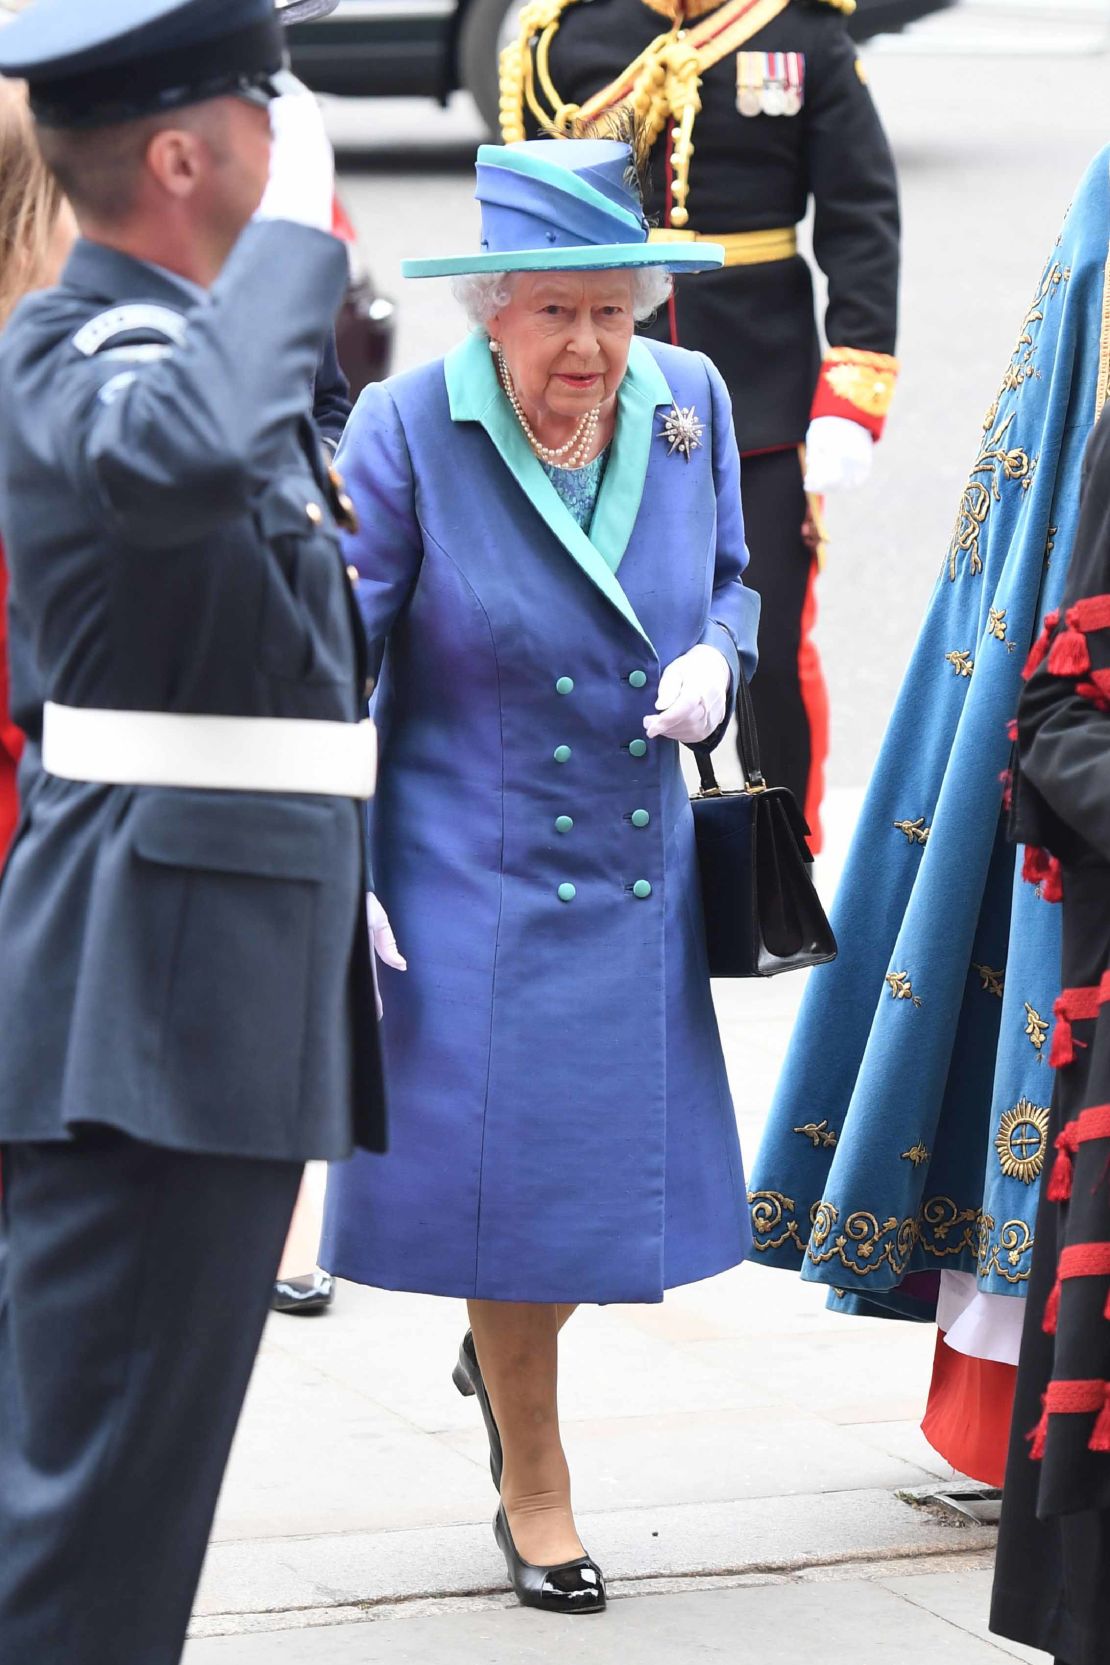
[991,409,1110,1665]
[523,0,901,453]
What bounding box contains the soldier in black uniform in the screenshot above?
[503,0,900,846]
[0,3,386,1661]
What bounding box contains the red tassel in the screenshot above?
[1006,717,1019,743]
[1089,1386,1110,1453]
[1104,1284,1110,1322]
[1047,1131,1075,1203]
[1023,845,1053,887]
[1043,1276,1062,1334]
[1047,625,1092,677]
[1028,1400,1050,1460]
[1050,999,1076,1069]
[1023,611,1060,680]
[1000,770,1014,813]
[1042,858,1064,903]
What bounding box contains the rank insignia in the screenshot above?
[735,51,805,119]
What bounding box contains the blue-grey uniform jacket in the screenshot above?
[0,221,385,1161]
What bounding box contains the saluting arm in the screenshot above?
[1019,416,1110,863]
[61,220,348,549]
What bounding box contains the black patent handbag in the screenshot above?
[691,668,837,978]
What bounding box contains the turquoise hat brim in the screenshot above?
[401,243,726,279]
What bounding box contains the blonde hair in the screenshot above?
[0,78,64,327]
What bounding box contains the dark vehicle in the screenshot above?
[289,0,958,135]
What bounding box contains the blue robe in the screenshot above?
[747,149,1110,1318]
[321,332,760,1304]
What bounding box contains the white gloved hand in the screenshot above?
[254,72,336,234]
[803,416,874,494]
[643,644,731,744]
[366,892,407,1020]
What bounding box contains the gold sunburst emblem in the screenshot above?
[658,402,705,462]
[994,1100,1051,1183]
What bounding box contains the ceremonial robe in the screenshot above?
[747,150,1110,1319]
[322,332,760,1305]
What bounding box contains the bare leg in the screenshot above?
[277,1176,322,1280]
[468,1300,584,1566]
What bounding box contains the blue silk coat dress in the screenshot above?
[321,332,760,1304]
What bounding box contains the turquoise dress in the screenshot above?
[540,446,610,531]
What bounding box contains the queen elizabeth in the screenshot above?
[321,136,761,1614]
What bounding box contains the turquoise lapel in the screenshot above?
[444,333,672,648]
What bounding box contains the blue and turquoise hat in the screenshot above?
[401,140,724,278]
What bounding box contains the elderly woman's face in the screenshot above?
[489,270,636,423]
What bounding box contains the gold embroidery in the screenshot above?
[902,1144,930,1167]
[885,970,923,1007]
[1045,525,1058,564]
[794,1119,838,1150]
[748,1188,807,1254]
[855,56,868,85]
[749,1191,1030,1284]
[893,817,930,846]
[987,608,1008,641]
[823,348,899,420]
[973,963,1005,998]
[947,411,1036,582]
[979,1217,1035,1284]
[1024,1002,1049,1052]
[946,262,1065,583]
[994,1100,1051,1184]
[945,650,974,677]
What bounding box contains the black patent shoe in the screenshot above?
[452,1329,504,1490]
[271,1271,335,1315]
[494,1506,606,1615]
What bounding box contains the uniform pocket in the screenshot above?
[130,792,332,1141]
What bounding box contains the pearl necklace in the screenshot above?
[493,342,600,470]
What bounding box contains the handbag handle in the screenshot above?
[694,653,766,797]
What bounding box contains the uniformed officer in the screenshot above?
[502,0,901,847]
[0,4,385,1661]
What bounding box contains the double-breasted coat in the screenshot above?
[321,331,760,1304]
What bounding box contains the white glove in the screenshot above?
[643,644,731,744]
[254,72,336,234]
[366,892,406,1020]
[803,416,874,494]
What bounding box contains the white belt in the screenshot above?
[42,703,377,800]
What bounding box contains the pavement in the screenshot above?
[182,801,1038,1664]
[185,14,1108,1659]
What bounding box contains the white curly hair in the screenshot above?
[451,266,673,330]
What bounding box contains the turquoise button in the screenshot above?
[633,880,652,900]
[631,809,650,829]
[555,815,574,834]
[628,738,648,759]
[554,745,572,764]
[556,676,574,696]
[558,883,576,903]
[628,669,648,689]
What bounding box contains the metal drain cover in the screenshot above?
[905,1484,1002,1525]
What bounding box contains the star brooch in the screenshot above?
[658,402,705,462]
